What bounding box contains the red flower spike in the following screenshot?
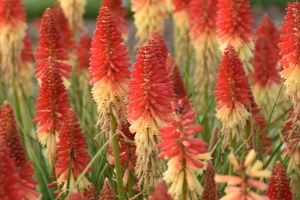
[68,190,86,200]
[77,33,92,71]
[83,184,98,200]
[0,101,41,200]
[89,6,131,129]
[35,8,71,81]
[257,14,281,61]
[189,0,218,44]
[128,37,175,135]
[149,180,174,200]
[0,0,27,82]
[127,36,175,188]
[55,109,92,191]
[151,31,168,60]
[0,141,25,200]
[217,0,254,73]
[108,123,137,184]
[33,57,70,164]
[102,0,129,35]
[157,100,210,198]
[52,3,75,52]
[21,33,34,63]
[166,54,191,111]
[202,161,219,200]
[266,161,293,200]
[214,45,252,150]
[279,2,300,103]
[99,178,114,200]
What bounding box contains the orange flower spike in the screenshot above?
[35,8,71,82]
[152,31,168,60]
[0,141,26,200]
[157,100,211,199]
[266,161,293,200]
[0,0,27,82]
[55,109,92,191]
[52,3,75,52]
[99,178,115,200]
[77,33,92,72]
[132,0,167,47]
[102,0,129,36]
[89,7,131,129]
[0,101,41,200]
[33,57,70,164]
[127,36,175,188]
[217,0,254,74]
[214,45,252,150]
[279,2,300,103]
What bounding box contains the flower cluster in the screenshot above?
[158,100,211,199]
[217,0,254,73]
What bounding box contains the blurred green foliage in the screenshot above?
[23,0,288,20]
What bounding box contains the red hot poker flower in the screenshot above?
[56,109,92,191]
[0,101,41,200]
[35,8,71,81]
[102,0,129,35]
[149,180,174,200]
[157,100,210,199]
[217,0,254,73]
[0,141,25,200]
[266,161,293,200]
[279,2,300,104]
[214,45,252,150]
[99,178,114,200]
[89,6,131,129]
[0,0,27,82]
[33,57,70,164]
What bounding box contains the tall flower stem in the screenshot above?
[110,114,125,199]
[128,170,135,198]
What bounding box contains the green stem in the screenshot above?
[1,81,7,100]
[128,170,135,198]
[111,115,126,199]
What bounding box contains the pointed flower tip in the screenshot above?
[99,178,114,200]
[266,161,293,200]
[77,33,91,71]
[202,161,220,200]
[149,180,174,200]
[35,8,70,80]
[67,190,86,200]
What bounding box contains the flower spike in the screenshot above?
[149,180,174,200]
[35,8,71,82]
[77,33,92,72]
[0,101,41,200]
[214,45,252,150]
[0,0,27,82]
[89,6,131,129]
[202,161,219,200]
[99,178,115,200]
[55,109,92,191]
[217,0,254,73]
[33,57,70,164]
[158,100,211,199]
[127,36,175,188]
[266,161,293,200]
[0,141,25,200]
